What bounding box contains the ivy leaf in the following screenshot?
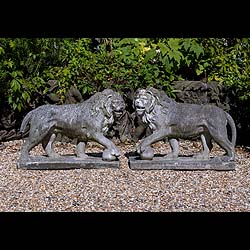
[62,68,70,76]
[133,47,140,56]
[195,68,203,76]
[168,38,180,51]
[158,42,169,56]
[17,104,22,111]
[168,50,183,64]
[118,38,133,46]
[22,91,31,102]
[10,79,21,91]
[162,55,173,73]
[13,103,17,110]
[0,46,5,55]
[144,48,156,63]
[182,39,191,51]
[190,42,204,58]
[185,58,191,67]
[9,40,15,48]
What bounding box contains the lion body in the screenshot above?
[134,87,236,160]
[20,89,124,160]
[150,102,234,141]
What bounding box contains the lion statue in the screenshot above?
[19,89,125,161]
[133,87,236,161]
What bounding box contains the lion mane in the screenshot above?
[133,87,174,131]
[88,89,118,134]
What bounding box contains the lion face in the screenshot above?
[101,90,126,120]
[111,93,126,119]
[134,89,156,116]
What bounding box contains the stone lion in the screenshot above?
[20,89,125,161]
[133,87,236,161]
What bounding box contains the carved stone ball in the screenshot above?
[140,146,154,160]
[102,149,117,161]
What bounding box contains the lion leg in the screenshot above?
[42,133,61,158]
[164,138,179,159]
[206,134,213,152]
[91,132,120,161]
[138,128,171,160]
[194,134,211,160]
[209,128,235,161]
[76,141,89,159]
[21,137,40,158]
[21,127,50,158]
[201,133,210,158]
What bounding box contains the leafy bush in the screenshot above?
[0,38,65,111]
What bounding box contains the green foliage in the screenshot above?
[199,38,250,102]
[0,37,250,114]
[0,38,64,111]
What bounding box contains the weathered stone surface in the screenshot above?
[19,89,125,162]
[128,154,235,171]
[133,87,237,161]
[17,153,120,170]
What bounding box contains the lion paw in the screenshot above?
[140,146,154,160]
[102,149,119,161]
[111,147,120,157]
[136,144,147,154]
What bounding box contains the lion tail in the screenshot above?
[226,112,237,146]
[19,110,35,135]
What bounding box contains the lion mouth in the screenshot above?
[136,107,145,114]
[136,107,145,110]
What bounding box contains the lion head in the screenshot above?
[90,89,126,134]
[133,87,174,130]
[133,88,160,116]
[101,89,126,119]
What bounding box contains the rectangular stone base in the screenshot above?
[17,153,120,170]
[128,154,235,171]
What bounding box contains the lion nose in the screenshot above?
[114,106,124,113]
[135,99,140,105]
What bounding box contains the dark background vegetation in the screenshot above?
[0,38,249,145]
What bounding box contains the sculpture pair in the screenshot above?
[19,87,236,162]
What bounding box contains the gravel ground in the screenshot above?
[0,139,250,212]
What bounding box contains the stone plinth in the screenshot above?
[17,153,119,170]
[127,153,235,171]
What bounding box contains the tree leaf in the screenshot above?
[190,42,204,58]
[144,48,156,63]
[162,55,173,73]
[168,50,183,64]
[158,42,169,56]
[195,68,203,76]
[182,39,191,51]
[168,38,180,51]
